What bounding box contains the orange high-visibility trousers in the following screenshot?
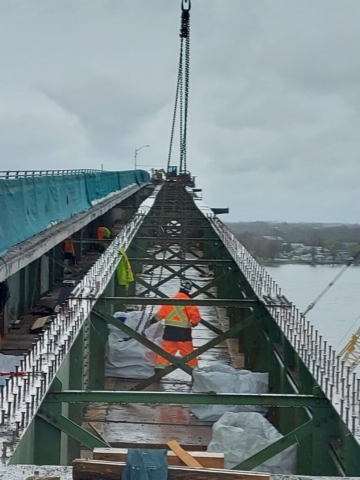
[155,340,198,369]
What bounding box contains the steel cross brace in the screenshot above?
[45,253,82,277]
[92,309,193,375]
[136,274,221,334]
[233,419,314,471]
[138,263,213,299]
[45,393,328,408]
[129,311,263,390]
[137,268,214,303]
[93,309,262,387]
[129,258,233,265]
[190,267,236,299]
[97,297,260,307]
[37,408,109,450]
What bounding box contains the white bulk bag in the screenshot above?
[105,311,164,379]
[207,411,296,473]
[191,364,268,421]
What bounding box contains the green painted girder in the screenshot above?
[135,236,218,241]
[129,258,234,265]
[93,309,261,388]
[45,392,328,407]
[190,268,236,299]
[37,408,109,450]
[233,419,314,471]
[136,265,216,300]
[92,309,193,375]
[97,297,261,307]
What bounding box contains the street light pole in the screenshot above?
[134,145,150,169]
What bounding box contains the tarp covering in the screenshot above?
[0,170,150,256]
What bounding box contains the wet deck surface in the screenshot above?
[82,253,240,451]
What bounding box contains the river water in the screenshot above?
[265,264,360,358]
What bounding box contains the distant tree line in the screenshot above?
[227,221,360,263]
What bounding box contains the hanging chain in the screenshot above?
[167,41,183,171]
[182,12,190,173]
[167,0,191,173]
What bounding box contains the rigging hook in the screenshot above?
[182,0,191,11]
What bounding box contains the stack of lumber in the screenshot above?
[73,447,270,480]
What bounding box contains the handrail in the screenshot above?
[0,169,103,179]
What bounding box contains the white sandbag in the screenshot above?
[105,311,164,379]
[207,411,296,473]
[191,365,268,421]
[0,354,21,386]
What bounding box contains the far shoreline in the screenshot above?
[259,260,360,267]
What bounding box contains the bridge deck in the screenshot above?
[82,255,241,452]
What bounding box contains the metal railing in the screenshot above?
[0,169,103,179]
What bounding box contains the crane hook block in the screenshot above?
[181,0,191,12]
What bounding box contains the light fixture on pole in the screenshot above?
[134,145,150,169]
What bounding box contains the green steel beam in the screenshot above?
[233,420,314,471]
[139,262,215,299]
[37,409,109,450]
[93,307,258,380]
[128,311,263,390]
[130,259,233,265]
[199,318,222,335]
[97,297,260,307]
[135,237,218,241]
[190,268,235,299]
[45,253,81,277]
[135,275,167,299]
[45,392,328,407]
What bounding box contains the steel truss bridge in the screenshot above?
[0,177,359,476]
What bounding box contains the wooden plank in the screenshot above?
[93,448,224,468]
[73,459,270,480]
[88,421,212,448]
[88,422,110,446]
[167,440,203,468]
[84,403,212,426]
[30,315,52,332]
[108,441,208,451]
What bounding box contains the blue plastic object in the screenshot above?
[121,449,168,480]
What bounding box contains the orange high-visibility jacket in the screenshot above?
[97,226,111,240]
[157,291,201,328]
[64,237,75,255]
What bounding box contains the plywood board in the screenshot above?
[73,459,270,480]
[88,421,212,448]
[93,448,224,468]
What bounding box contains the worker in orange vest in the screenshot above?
[63,236,76,272]
[96,226,112,252]
[150,279,201,372]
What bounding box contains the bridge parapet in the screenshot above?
[0,169,150,256]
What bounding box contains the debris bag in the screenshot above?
[190,365,268,421]
[0,354,21,386]
[105,311,164,379]
[207,411,296,473]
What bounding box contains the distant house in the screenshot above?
[263,236,283,241]
[290,243,306,254]
[300,253,312,261]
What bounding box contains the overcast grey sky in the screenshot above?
[0,0,359,223]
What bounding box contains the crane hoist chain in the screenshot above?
[167,0,191,174]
